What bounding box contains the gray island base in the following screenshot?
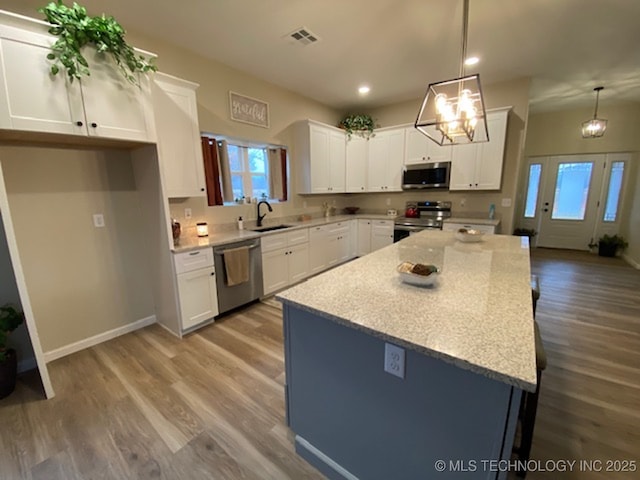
[277,230,537,480]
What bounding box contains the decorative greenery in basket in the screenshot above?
[338,114,377,139]
[39,1,157,84]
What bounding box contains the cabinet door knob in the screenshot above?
[91,122,98,128]
[76,121,83,127]
[201,188,205,192]
[211,272,215,276]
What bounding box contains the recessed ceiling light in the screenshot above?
[464,57,480,66]
[358,85,370,95]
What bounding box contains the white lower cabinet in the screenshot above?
[309,225,329,275]
[371,220,394,251]
[261,229,310,295]
[327,221,350,266]
[174,248,219,331]
[357,219,372,256]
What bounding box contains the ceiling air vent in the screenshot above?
[287,27,320,46]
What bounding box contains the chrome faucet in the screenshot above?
[256,200,272,227]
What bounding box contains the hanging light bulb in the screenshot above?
[581,86,607,138]
[415,0,488,146]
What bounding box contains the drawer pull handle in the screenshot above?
[189,251,200,256]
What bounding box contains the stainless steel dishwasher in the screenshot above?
[213,238,263,314]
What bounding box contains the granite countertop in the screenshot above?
[173,213,396,253]
[444,217,501,227]
[277,230,537,392]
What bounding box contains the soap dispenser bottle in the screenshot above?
[237,216,244,230]
[488,204,495,220]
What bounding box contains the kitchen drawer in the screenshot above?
[287,228,309,246]
[261,232,289,253]
[328,221,349,234]
[174,248,214,274]
[443,222,496,234]
[309,225,329,240]
[371,219,393,228]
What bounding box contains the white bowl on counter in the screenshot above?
[397,262,440,287]
[455,228,485,243]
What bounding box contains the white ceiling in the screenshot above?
[6,0,640,113]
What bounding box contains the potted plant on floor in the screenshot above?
[591,234,628,257]
[0,304,24,399]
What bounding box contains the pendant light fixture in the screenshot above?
[415,0,488,146]
[581,86,607,138]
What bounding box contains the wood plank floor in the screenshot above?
[516,248,640,480]
[0,301,323,480]
[1,248,638,479]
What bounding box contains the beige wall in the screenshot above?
[1,146,154,353]
[525,103,640,157]
[524,102,640,266]
[124,31,349,233]
[350,77,531,235]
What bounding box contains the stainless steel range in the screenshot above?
[393,201,452,242]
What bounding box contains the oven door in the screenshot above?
[393,225,426,242]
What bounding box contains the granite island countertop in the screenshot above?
[277,229,537,392]
[172,214,395,253]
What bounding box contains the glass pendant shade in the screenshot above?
[581,118,607,138]
[415,74,488,146]
[582,86,607,138]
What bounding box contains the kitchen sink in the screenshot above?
[250,224,293,232]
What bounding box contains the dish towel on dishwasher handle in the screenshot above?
[222,246,250,286]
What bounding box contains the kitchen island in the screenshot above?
[276,230,537,480]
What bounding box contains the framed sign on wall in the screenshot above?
[229,91,270,128]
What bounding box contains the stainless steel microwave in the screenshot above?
[402,162,451,189]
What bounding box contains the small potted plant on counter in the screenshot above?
[0,304,25,399]
[590,234,628,257]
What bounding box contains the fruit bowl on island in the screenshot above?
[397,262,440,287]
[455,228,485,243]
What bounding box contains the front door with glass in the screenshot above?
[522,154,628,251]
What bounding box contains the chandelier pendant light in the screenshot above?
[581,86,607,138]
[415,0,488,146]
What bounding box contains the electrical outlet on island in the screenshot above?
[384,343,405,379]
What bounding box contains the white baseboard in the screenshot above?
[43,315,156,363]
[622,253,640,270]
[17,356,37,374]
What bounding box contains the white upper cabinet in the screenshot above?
[367,128,405,192]
[152,73,206,198]
[345,135,368,192]
[79,47,155,142]
[295,120,346,194]
[0,14,155,143]
[404,127,452,165]
[449,108,510,191]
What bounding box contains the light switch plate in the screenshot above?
[93,214,105,228]
[501,198,512,208]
